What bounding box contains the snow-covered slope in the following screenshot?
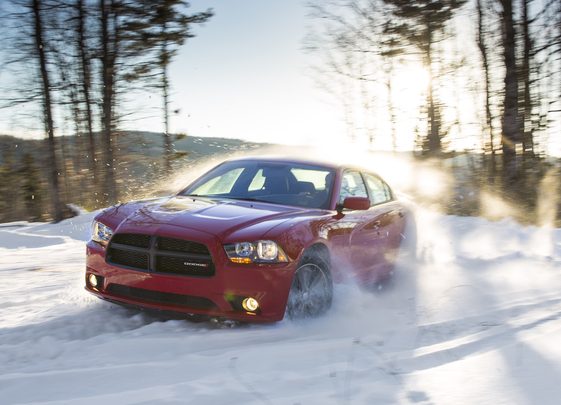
[1,208,561,404]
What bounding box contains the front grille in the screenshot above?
[106,234,214,277]
[108,248,149,270]
[106,284,217,310]
[157,237,209,255]
[111,233,150,248]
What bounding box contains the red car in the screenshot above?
[86,157,412,322]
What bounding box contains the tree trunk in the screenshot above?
[161,32,172,174]
[100,0,117,204]
[425,24,441,154]
[476,0,495,164]
[477,0,496,178]
[521,0,534,156]
[32,0,64,222]
[499,0,520,180]
[77,0,97,187]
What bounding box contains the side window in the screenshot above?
[290,168,330,191]
[248,169,266,191]
[339,171,368,204]
[364,173,392,205]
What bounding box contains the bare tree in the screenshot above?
[306,1,401,147]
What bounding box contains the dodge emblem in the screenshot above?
[183,262,208,268]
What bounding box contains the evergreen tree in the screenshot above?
[122,1,213,173]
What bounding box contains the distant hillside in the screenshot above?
[0,131,270,221]
[0,131,267,164]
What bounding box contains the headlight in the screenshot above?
[224,240,288,264]
[92,221,113,246]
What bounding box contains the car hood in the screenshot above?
[102,196,312,240]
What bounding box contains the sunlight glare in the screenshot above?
[392,64,430,102]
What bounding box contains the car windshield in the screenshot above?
[181,160,335,209]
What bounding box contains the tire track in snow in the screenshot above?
[355,298,561,376]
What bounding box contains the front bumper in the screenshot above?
[85,239,297,322]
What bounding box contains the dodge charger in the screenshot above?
[85,157,412,322]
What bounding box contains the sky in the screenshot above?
[0,0,345,146]
[125,0,346,146]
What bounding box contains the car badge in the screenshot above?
[183,262,208,268]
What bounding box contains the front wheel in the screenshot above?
[286,260,332,319]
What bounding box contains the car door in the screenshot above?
[334,170,384,284]
[363,172,406,278]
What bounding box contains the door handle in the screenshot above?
[398,211,404,218]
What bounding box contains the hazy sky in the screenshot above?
[133,0,345,145]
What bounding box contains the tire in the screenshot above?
[286,257,333,319]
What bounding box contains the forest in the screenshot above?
[0,0,560,224]
[0,0,213,221]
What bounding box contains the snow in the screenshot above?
[2,207,561,404]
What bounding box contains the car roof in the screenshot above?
[222,156,344,170]
[221,156,383,177]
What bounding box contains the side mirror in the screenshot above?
[337,196,370,213]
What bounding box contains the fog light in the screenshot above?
[88,274,98,288]
[242,297,259,312]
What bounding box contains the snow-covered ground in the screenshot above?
[2,207,561,404]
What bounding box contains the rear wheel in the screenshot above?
[286,258,332,319]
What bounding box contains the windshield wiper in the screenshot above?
[180,194,273,204]
[225,196,271,203]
